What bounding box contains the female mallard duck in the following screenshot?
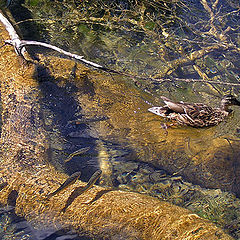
[148,95,240,127]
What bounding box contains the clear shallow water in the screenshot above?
[27,59,240,239]
[0,206,92,240]
[1,0,240,239]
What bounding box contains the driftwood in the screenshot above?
[0,10,234,239]
[4,39,106,69]
[1,11,240,88]
[0,12,104,69]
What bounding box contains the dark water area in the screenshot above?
[1,0,240,239]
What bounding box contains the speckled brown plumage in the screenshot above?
[148,95,240,127]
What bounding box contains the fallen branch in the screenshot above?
[5,37,240,87]
[0,10,105,69]
[152,77,240,87]
[0,11,26,55]
[4,39,105,69]
[1,10,239,89]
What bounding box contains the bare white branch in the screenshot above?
[0,10,104,69]
[1,10,239,88]
[0,11,27,56]
[4,39,104,69]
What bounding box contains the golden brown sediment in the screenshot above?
[0,14,234,239]
[0,163,234,240]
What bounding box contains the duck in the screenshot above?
[148,95,240,127]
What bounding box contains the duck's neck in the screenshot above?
[220,102,230,112]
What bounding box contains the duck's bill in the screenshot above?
[148,107,163,116]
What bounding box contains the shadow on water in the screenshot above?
[4,0,104,183]
[34,62,101,181]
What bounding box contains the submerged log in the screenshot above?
[0,12,234,240]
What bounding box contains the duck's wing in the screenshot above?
[184,103,213,118]
[169,103,214,127]
[149,96,194,117]
[161,96,213,117]
[160,96,187,114]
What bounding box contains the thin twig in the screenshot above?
[153,77,240,87]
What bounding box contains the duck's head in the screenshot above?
[221,95,240,111]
